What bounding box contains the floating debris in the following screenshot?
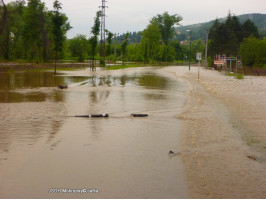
[58,85,68,89]
[131,114,148,117]
[169,150,174,154]
[247,155,257,161]
[75,114,109,118]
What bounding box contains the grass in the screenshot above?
[226,72,244,79]
[236,74,244,80]
[226,72,235,76]
[106,64,146,70]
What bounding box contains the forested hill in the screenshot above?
[175,13,266,41]
[117,13,266,43]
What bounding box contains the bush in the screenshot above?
[236,74,244,79]
[239,37,266,67]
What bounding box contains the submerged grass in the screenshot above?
[236,74,244,80]
[226,72,244,80]
[106,64,146,70]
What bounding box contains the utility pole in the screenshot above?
[99,0,107,66]
[205,28,209,67]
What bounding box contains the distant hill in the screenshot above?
[175,13,266,41]
[117,13,266,43]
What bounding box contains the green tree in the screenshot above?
[0,0,7,35]
[208,13,260,60]
[151,11,182,45]
[69,34,89,62]
[105,29,113,63]
[52,0,71,74]
[0,0,25,60]
[190,39,205,61]
[90,10,101,70]
[225,14,243,55]
[141,21,161,62]
[169,40,187,60]
[121,32,129,65]
[23,0,46,62]
[239,36,266,67]
[143,42,148,64]
[242,19,260,39]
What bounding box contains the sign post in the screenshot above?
[196,53,202,81]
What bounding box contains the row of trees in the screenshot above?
[66,11,205,64]
[0,0,70,64]
[208,12,263,67]
[1,1,264,67]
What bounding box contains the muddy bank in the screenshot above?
[163,66,266,198]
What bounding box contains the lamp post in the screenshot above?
[205,28,209,67]
[187,30,192,71]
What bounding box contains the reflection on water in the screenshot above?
[0,71,89,103]
[0,67,188,198]
[0,71,89,89]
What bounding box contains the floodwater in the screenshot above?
[0,67,188,198]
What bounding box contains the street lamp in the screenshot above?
[187,30,192,71]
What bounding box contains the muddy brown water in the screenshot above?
[0,67,188,198]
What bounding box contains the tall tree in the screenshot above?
[141,20,161,62]
[90,10,101,70]
[0,0,7,35]
[52,0,63,74]
[23,0,45,62]
[105,29,113,64]
[151,11,182,45]
[121,33,129,65]
[208,13,260,59]
[0,0,25,60]
[242,19,260,39]
[69,34,89,62]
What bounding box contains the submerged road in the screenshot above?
[0,67,189,198]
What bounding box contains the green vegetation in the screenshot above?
[239,37,266,67]
[0,0,70,63]
[0,1,265,70]
[106,64,145,70]
[68,34,89,62]
[226,72,235,76]
[175,13,266,41]
[207,12,265,69]
[236,74,244,79]
[52,0,67,74]
[208,12,259,59]
[90,10,101,69]
[226,72,244,79]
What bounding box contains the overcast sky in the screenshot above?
[4,0,266,38]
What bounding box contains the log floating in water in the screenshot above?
[75,114,109,118]
[131,114,148,117]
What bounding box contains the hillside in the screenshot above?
[175,13,266,41]
[116,13,266,43]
